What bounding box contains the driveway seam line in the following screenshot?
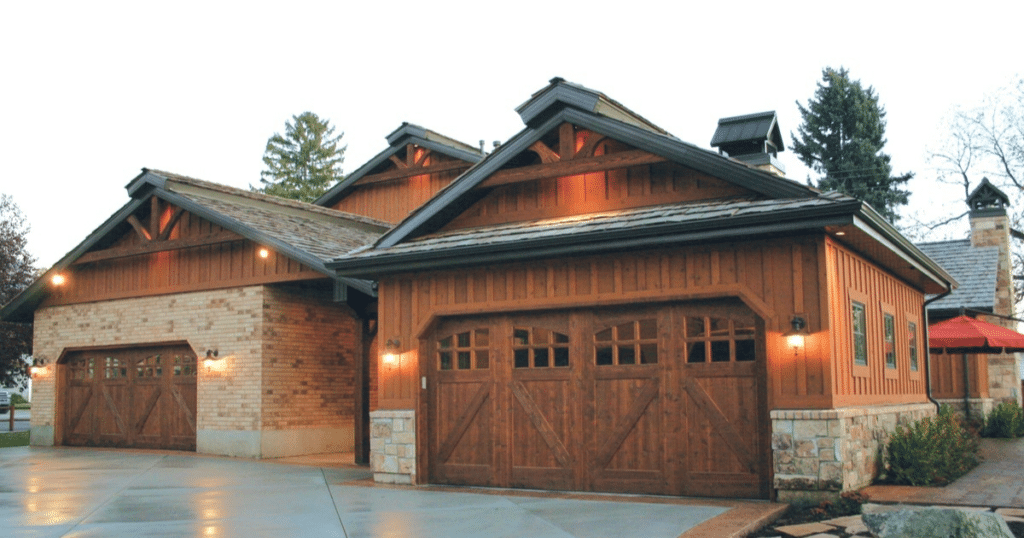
[58,453,168,537]
[322,467,349,538]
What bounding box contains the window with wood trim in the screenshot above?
[852,301,868,367]
[514,327,568,368]
[908,321,919,372]
[683,315,755,364]
[136,353,164,378]
[883,313,897,370]
[595,319,658,366]
[69,357,95,381]
[173,354,197,376]
[438,329,490,370]
[104,356,128,379]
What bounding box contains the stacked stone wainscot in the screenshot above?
[772,403,935,501]
[370,409,416,484]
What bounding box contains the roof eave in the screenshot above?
[851,205,957,294]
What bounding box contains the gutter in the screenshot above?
[923,288,955,412]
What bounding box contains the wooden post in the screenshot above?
[7,406,13,432]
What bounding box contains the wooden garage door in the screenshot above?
[427,301,769,498]
[62,344,198,450]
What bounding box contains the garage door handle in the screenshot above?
[422,376,427,390]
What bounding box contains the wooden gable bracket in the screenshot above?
[360,144,470,186]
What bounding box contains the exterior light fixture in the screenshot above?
[258,248,270,259]
[51,274,66,286]
[784,316,808,354]
[382,339,401,365]
[29,357,49,376]
[834,231,846,236]
[204,349,219,364]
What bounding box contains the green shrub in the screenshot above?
[883,405,979,486]
[10,393,27,406]
[982,401,1024,438]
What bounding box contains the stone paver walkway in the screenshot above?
[862,437,1024,508]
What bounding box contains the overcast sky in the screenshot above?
[1,0,1020,268]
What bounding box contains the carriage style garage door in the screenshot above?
[62,344,198,451]
[427,300,769,498]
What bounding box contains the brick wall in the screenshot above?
[261,285,359,431]
[32,286,265,440]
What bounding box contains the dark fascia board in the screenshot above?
[331,204,861,277]
[850,204,957,292]
[150,188,375,297]
[313,128,483,208]
[0,197,147,322]
[373,107,818,250]
[332,196,955,296]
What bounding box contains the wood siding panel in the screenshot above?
[376,236,838,411]
[47,207,324,307]
[825,238,927,407]
[331,153,465,224]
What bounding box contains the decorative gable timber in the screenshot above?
[313,123,484,223]
[371,102,817,249]
[444,123,753,230]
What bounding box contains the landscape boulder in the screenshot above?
[862,506,1013,538]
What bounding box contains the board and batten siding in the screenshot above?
[45,210,325,307]
[374,236,835,411]
[825,238,928,406]
[330,153,466,224]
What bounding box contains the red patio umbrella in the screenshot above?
[928,315,1024,354]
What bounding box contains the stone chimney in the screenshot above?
[710,111,786,177]
[967,177,1022,404]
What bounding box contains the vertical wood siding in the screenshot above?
[826,238,928,406]
[47,209,325,307]
[375,236,832,411]
[444,159,750,230]
[330,153,465,224]
[929,352,989,399]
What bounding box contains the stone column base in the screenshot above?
[370,409,416,485]
[771,403,936,502]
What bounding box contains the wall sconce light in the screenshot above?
[382,338,401,365]
[784,316,808,355]
[29,357,49,376]
[204,349,219,364]
[257,247,270,260]
[51,274,66,286]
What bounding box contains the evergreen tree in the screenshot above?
[0,194,36,389]
[256,112,345,203]
[792,67,912,222]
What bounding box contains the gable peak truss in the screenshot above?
[479,123,666,189]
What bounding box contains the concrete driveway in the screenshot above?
[0,447,780,538]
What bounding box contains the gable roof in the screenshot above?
[313,123,484,208]
[917,239,999,316]
[1,169,388,322]
[371,79,819,250]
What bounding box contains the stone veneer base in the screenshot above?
[370,409,416,485]
[771,403,936,501]
[934,398,994,421]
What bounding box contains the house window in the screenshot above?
[683,315,755,364]
[884,313,897,369]
[852,301,867,366]
[595,319,658,366]
[438,329,489,370]
[514,327,569,368]
[908,321,919,372]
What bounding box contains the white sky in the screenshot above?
[1,0,1020,268]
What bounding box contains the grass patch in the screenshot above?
[13,403,30,410]
[0,431,29,448]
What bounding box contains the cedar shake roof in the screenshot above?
[917,239,999,315]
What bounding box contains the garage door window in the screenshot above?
[174,354,197,376]
[595,319,658,366]
[685,316,756,363]
[438,329,490,370]
[137,354,163,378]
[514,327,569,368]
[70,357,95,380]
[105,357,127,379]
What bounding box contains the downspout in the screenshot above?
[960,308,970,420]
[923,288,955,412]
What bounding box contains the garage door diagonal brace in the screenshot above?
[101,386,128,435]
[170,387,197,432]
[510,381,573,468]
[594,377,659,470]
[436,383,490,464]
[134,387,163,434]
[682,378,756,473]
[67,387,93,435]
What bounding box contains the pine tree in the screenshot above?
[0,194,36,389]
[256,112,345,203]
[792,67,912,222]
